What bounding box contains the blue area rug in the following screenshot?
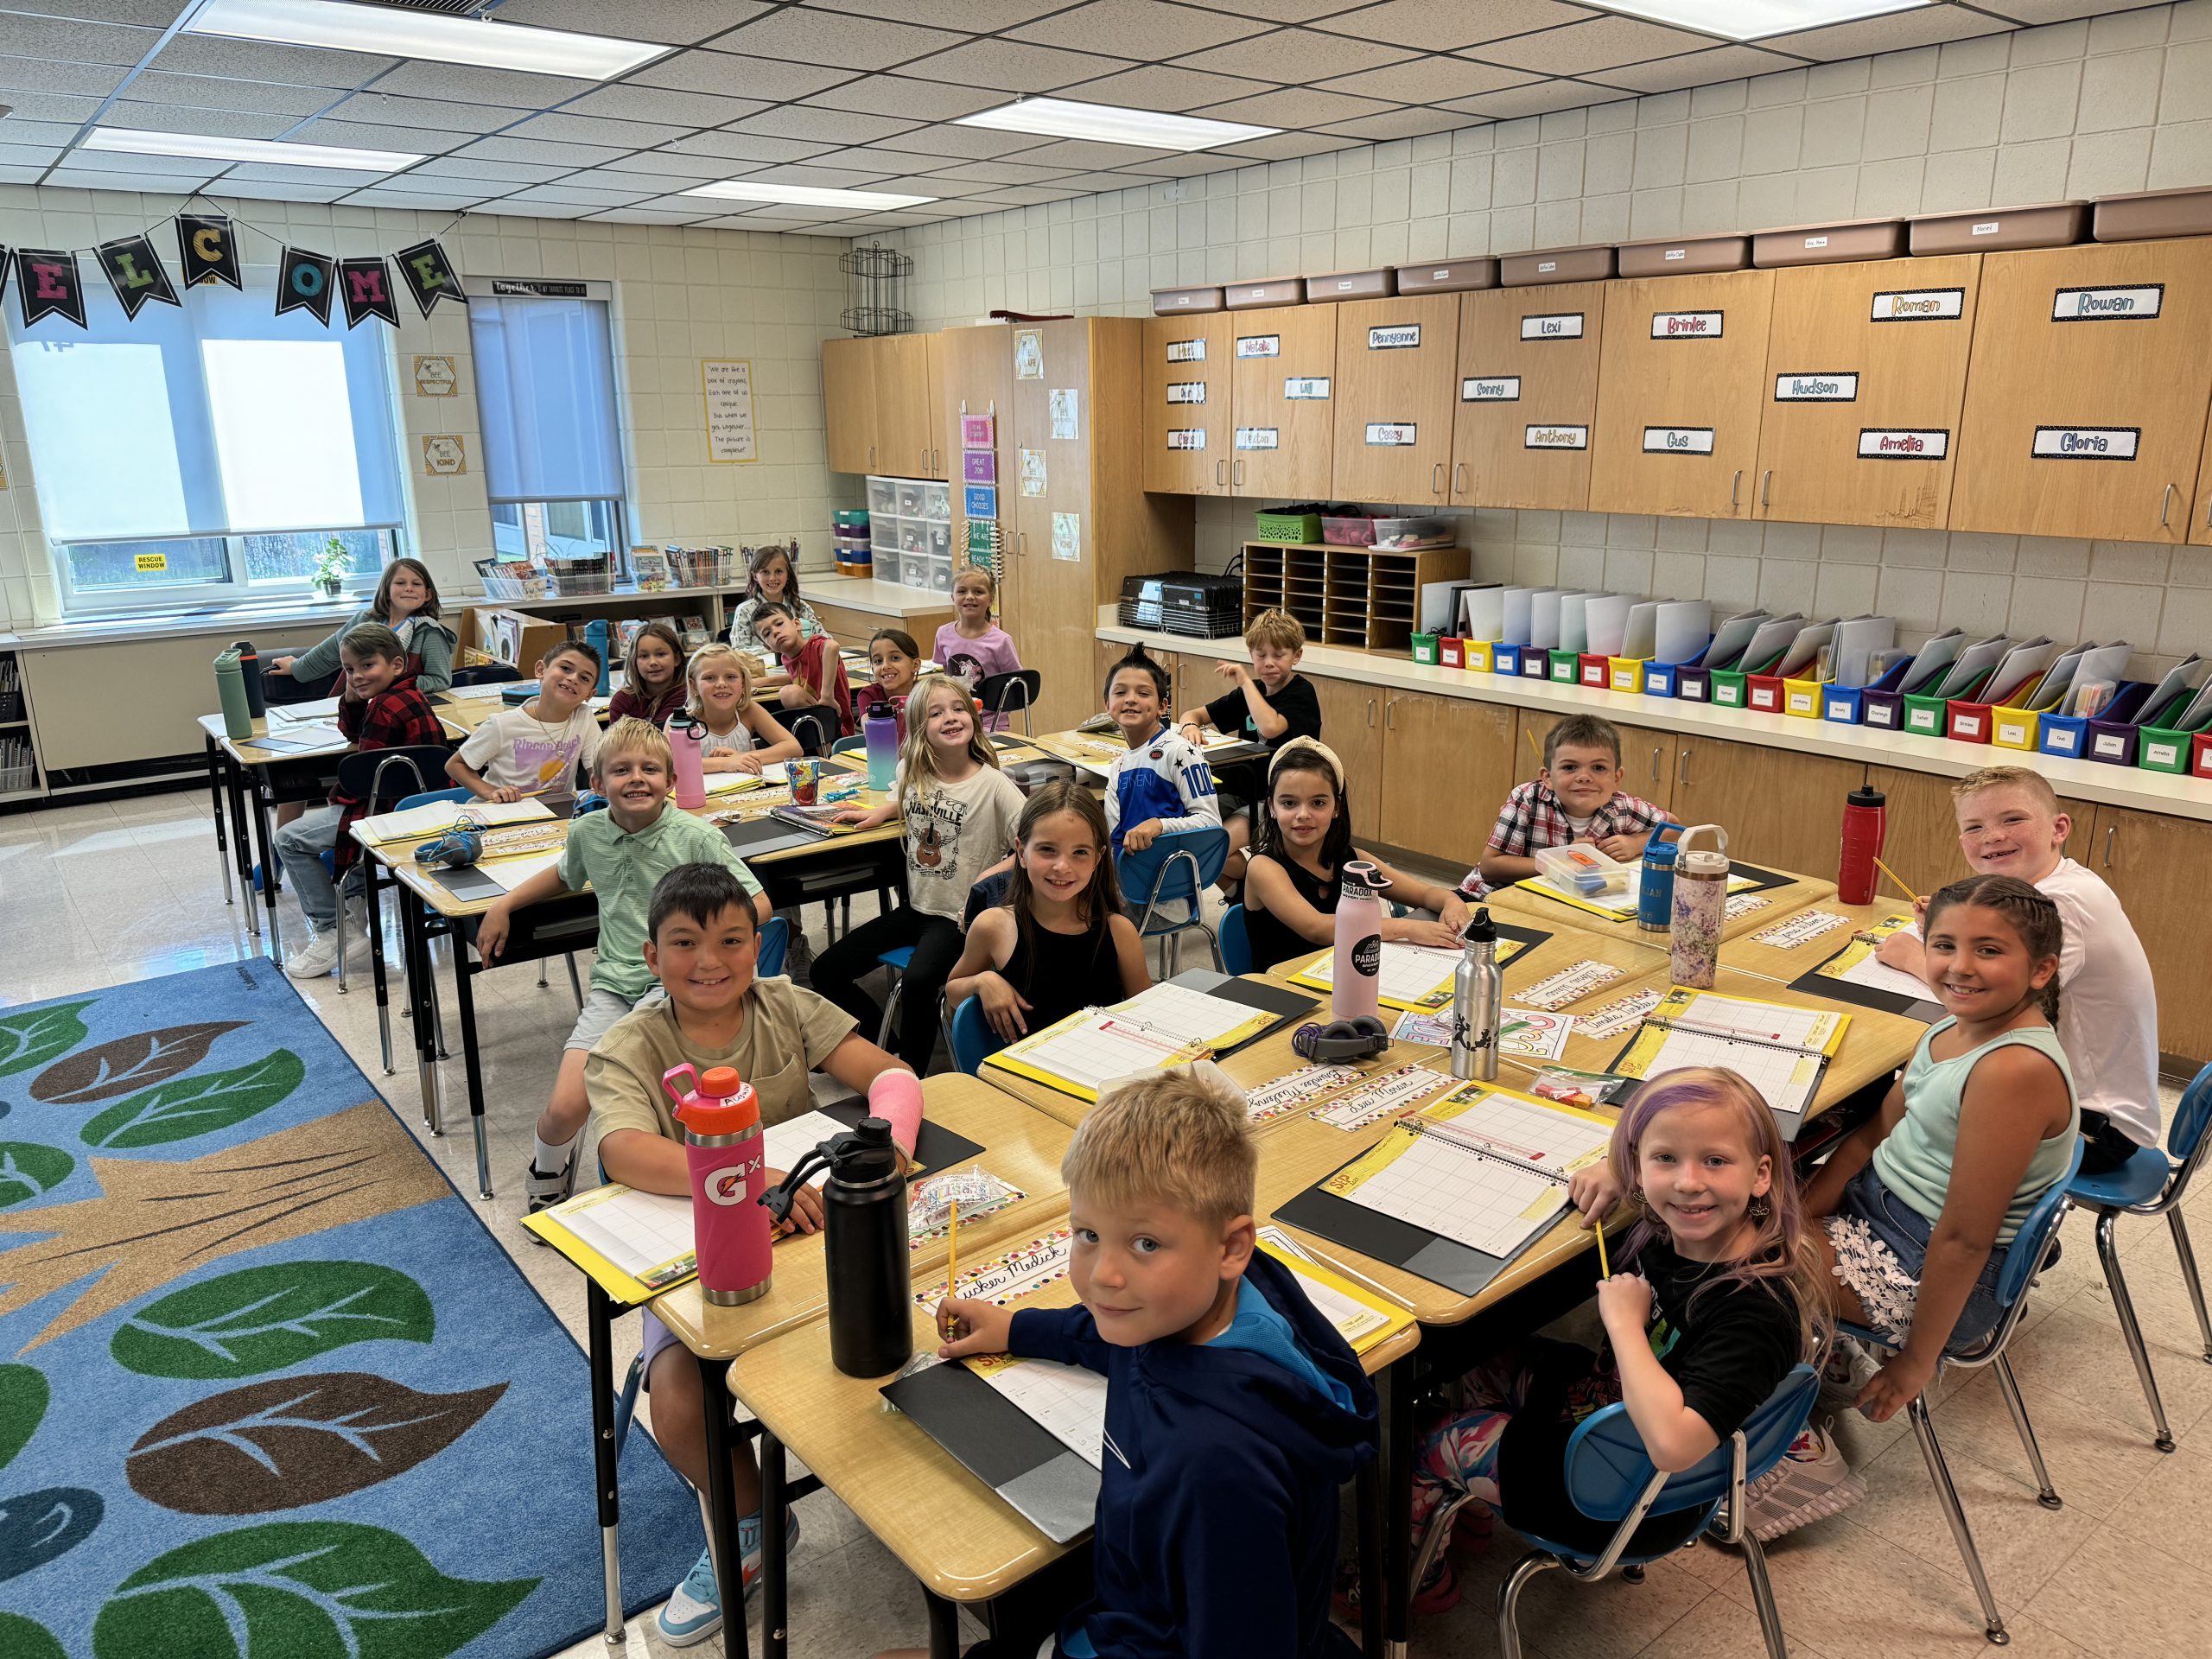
[0,960,698,1658]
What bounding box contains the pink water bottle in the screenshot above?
[1332,861,1389,1024]
[664,1064,772,1306]
[668,715,708,810]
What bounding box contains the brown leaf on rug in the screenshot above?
[30,1023,246,1105]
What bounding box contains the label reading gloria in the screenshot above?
[2032,425,2140,460]
[1165,381,1206,404]
[1520,312,1584,340]
[1236,428,1280,450]
[1651,310,1723,338]
[1871,288,1965,321]
[1526,424,1589,449]
[1461,375,1521,401]
[1643,426,1715,454]
[1859,429,1950,459]
[2052,283,2164,321]
[1166,428,1206,450]
[1236,334,1280,358]
[1367,323,1421,349]
[1283,376,1331,399]
[1365,422,1418,446]
[1165,338,1205,362]
[1774,372,1858,401]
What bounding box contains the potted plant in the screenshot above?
[311,536,351,598]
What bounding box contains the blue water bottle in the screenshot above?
[1637,836,1679,934]
[583,618,612,696]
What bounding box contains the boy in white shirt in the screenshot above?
[1101,645,1220,856]
[448,641,603,802]
[1878,764,2159,1172]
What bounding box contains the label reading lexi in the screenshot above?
[1165,380,1206,404]
[1166,428,1206,450]
[1871,288,1965,321]
[1521,312,1584,340]
[1650,309,1723,339]
[1997,719,2031,745]
[1365,422,1418,445]
[1859,428,1949,459]
[1643,426,1715,454]
[1283,376,1331,399]
[1525,424,1589,449]
[1367,323,1421,349]
[1461,375,1521,401]
[2032,425,2140,461]
[1236,427,1280,450]
[2052,283,2164,321]
[1774,371,1858,401]
[1236,334,1281,358]
[1165,338,1205,362]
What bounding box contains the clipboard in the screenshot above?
[1788,924,1945,1025]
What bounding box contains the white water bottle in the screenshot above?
[1332,861,1389,1024]
[1451,909,1502,1082]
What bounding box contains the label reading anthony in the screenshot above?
[1859,429,1950,459]
[1236,334,1280,358]
[1462,375,1521,401]
[1525,424,1589,449]
[2051,283,2164,321]
[1870,288,1965,321]
[1643,426,1715,454]
[2032,425,2140,460]
[1165,381,1206,404]
[1365,422,1418,445]
[1521,312,1584,340]
[1367,323,1421,349]
[1774,372,1858,401]
[1651,310,1723,339]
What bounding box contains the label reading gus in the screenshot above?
[1367,323,1421,349]
[1643,426,1715,454]
[1365,422,1418,446]
[1236,334,1280,358]
[1165,339,1206,362]
[1525,425,1589,450]
[1520,312,1584,340]
[1871,288,1965,321]
[1236,428,1280,450]
[1166,381,1206,404]
[1651,310,1723,339]
[1774,372,1858,401]
[2031,425,2140,461]
[1283,376,1331,400]
[1859,429,1950,460]
[2052,284,2164,321]
[1461,375,1521,401]
[1166,429,1206,451]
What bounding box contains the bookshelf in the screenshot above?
[1241,542,1469,652]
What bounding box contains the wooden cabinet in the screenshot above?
[822,335,876,474]
[1954,238,2212,541]
[1377,690,1513,870]
[1331,295,1459,505]
[872,334,938,481]
[1311,672,1382,832]
[1230,305,1337,499]
[1756,255,1981,530]
[2190,387,2212,547]
[1590,270,1777,518]
[2087,804,2212,1064]
[939,323,1014,533]
[925,333,947,480]
[1669,737,1862,878]
[1141,315,1230,495]
[1452,283,1605,511]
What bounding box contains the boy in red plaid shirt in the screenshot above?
[280,622,446,981]
[1460,713,1673,899]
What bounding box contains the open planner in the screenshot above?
[981,975,1315,1102]
[1273,1083,1616,1295]
[1609,988,1851,1140]
[1792,917,1945,1022]
[1285,919,1550,1010]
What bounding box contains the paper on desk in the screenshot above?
[1739,613,1803,675]
[1776,618,1834,678]
[1934,634,2012,699]
[256,722,346,751]
[478,849,564,892]
[1827,944,1940,1002]
[440,682,510,702]
[269,697,343,721]
[1702,609,1769,672]
[1109,982,1276,1051]
[762,1109,853,1189]
[1502,587,1541,645]
[1585,593,1634,657]
[1831,616,1897,689]
[702,761,791,793]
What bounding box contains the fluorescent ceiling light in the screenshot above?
[683,181,936,212]
[187,0,669,79]
[84,127,423,172]
[956,97,1275,152]
[1591,0,1929,39]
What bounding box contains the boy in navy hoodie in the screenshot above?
[936,1066,1377,1659]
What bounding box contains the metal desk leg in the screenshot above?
[447,922,492,1198]
[587,1281,628,1653]
[248,778,283,957]
[365,856,394,1075]
[1382,1357,1412,1659]
[924,1590,961,1659]
[402,890,442,1136]
[696,1354,750,1659]
[226,755,258,937]
[761,1429,789,1659]
[1357,1459,1383,1658]
[207,736,233,906]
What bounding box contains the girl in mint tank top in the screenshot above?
[1803,874,2077,1424]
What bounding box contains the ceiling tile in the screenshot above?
[1476,16,1722,74]
[451,134,634,167]
[324,92,517,132]
[583,206,704,222]
[1977,1,2156,21]
[0,13,157,65]
[206,177,351,203]
[588,156,733,183]
[103,100,300,139]
[1587,44,1803,93]
[928,158,1076,186]
[60,146,215,175]
[1198,86,1399,127]
[557,84,766,127]
[290,118,473,153]
[856,173,1004,197]
[867,121,1057,159]
[121,71,332,115]
[725,105,922,144]
[462,198,589,217]
[0,117,83,146]
[219,161,410,186]
[1211,130,1365,161]
[1318,55,1535,102]
[1313,0,1592,52]
[1177,0,1363,19]
[1318,105,1480,141]
[337,187,486,209]
[801,74,1009,121]
[899,39,1131,93]
[988,137,1179,171]
[0,56,129,97]
[412,155,574,183]
[0,91,100,124]
[1052,167,1173,190]
[5,2,192,23]
[714,9,966,70]
[150,35,396,86]
[493,0,775,45]
[804,0,1074,27]
[662,130,841,163]
[1058,62,1274,112]
[499,111,692,149]
[0,139,65,165]
[705,162,891,190]
[630,49,852,101]
[363,61,598,110]
[362,172,493,198]
[502,182,656,206]
[1118,148,1256,177]
[1171,29,1419,84]
[1758,8,2014,58]
[1445,77,1630,118]
[1008,0,1269,57]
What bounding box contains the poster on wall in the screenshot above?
[1019,448,1047,498]
[963,449,995,484]
[702,359,758,463]
[339,257,399,329]
[1014,327,1044,380]
[961,413,995,447]
[175,213,242,289]
[422,435,467,476]
[964,483,997,518]
[93,233,178,320]
[1052,512,1081,562]
[1048,389,1079,441]
[414,355,457,397]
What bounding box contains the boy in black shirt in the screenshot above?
[1175,607,1322,888]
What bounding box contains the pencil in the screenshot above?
[1523,727,1544,767]
[1871,855,1921,905]
[1594,1216,1611,1279]
[942,1200,960,1338]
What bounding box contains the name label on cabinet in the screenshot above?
[1165,339,1206,362]
[1802,235,1830,249]
[1367,324,1422,349]
[1236,428,1281,450]
[1166,381,1207,404]
[1774,371,1859,401]
[1526,425,1589,449]
[2031,425,2140,460]
[1166,428,1207,450]
[1651,310,1723,339]
[2052,283,2164,321]
[1462,376,1521,401]
[1283,377,1332,399]
[1521,312,1585,340]
[1365,422,1419,445]
[2145,739,2182,767]
[1871,288,1965,321]
[1236,334,1280,358]
[1643,426,1715,454]
[1858,428,1950,459]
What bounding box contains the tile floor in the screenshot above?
[7,786,2211,1659]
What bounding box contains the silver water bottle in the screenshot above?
[1451,908,1502,1082]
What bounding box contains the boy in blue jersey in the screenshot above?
[1101,645,1221,855]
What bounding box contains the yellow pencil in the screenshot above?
[1872,855,1922,905]
[942,1200,960,1338]
[1523,727,1544,768]
[1594,1216,1611,1279]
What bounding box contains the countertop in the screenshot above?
[804,575,957,617]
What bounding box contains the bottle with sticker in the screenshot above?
[1332,860,1390,1024]
[664,1064,771,1306]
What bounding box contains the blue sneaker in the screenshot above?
[655,1510,802,1648]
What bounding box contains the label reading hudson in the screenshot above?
[1236,334,1280,358]
[1367,323,1421,349]
[1236,428,1280,450]
[1461,375,1521,401]
[1526,425,1589,449]
[1283,376,1331,399]
[1165,381,1206,404]
[1871,288,1965,321]
[1774,372,1858,401]
[1643,426,1715,454]
[2032,425,2140,460]
[1651,310,1723,338]
[1365,422,1418,445]
[1166,429,1206,450]
[1520,312,1584,340]
[1859,428,1949,459]
[2051,283,2164,321]
[1165,339,1205,362]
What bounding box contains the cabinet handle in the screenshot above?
[2104,825,2116,869]
[1385,698,1396,732]
[1760,469,1772,508]
[1366,697,1376,728]
[1730,469,1742,511]
[1431,462,1443,498]
[1651,746,1663,786]
[868,444,876,469]
[2162,482,2177,528]
[1678,748,1693,787]
[1216,458,1225,487]
[1453,461,1467,496]
[1234,459,1244,487]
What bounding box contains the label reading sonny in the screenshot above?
[1461,375,1521,401]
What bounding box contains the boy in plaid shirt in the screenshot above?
[1462,713,1674,898]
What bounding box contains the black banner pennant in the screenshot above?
[16,248,86,329]
[276,245,336,326]
[176,213,243,289]
[394,237,465,317]
[94,232,180,320]
[338,256,399,329]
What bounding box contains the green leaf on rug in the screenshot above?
[126,1371,507,1515]
[0,1143,72,1210]
[92,1520,535,1659]
[0,1002,93,1080]
[0,1611,64,1659]
[0,1367,47,1473]
[79,1050,306,1150]
[31,1022,246,1104]
[112,1262,435,1381]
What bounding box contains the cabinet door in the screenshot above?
[2089,804,2212,1064]
[1141,315,1230,494]
[924,332,947,480]
[1670,736,1863,878]
[873,334,936,480]
[1954,238,2212,542]
[1590,270,1777,518]
[1331,296,1459,505]
[1010,319,1100,734]
[2190,384,2212,547]
[822,336,876,474]
[1311,673,1383,831]
[1230,305,1337,499]
[1379,690,1514,869]
[1756,255,1980,529]
[939,324,1014,536]
[1452,283,1605,511]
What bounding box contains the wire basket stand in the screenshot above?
[841,241,912,336]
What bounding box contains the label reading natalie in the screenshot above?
[1774,371,1858,401]
[1236,428,1280,449]
[1283,376,1331,399]
[1165,339,1205,362]
[1526,424,1588,449]
[1643,426,1715,454]
[1365,423,1418,445]
[1462,375,1521,401]
[1521,312,1584,340]
[2031,425,2140,460]
[1651,310,1723,338]
[1166,381,1206,404]
[2052,283,2164,321]
[1166,428,1206,451]
[1871,288,1965,321]
[1368,323,1421,349]
[1858,428,1950,459]
[1236,334,1280,358]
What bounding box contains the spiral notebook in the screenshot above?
[1608,988,1850,1140]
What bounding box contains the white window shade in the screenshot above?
[468,291,623,505]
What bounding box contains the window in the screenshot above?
[7,276,407,613]
[467,281,627,571]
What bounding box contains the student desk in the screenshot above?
[1487,863,1840,946]
[1023,725,1268,778]
[1718,898,1922,988]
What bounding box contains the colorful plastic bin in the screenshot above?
[1494,642,1524,676]
[1610,656,1649,694]
[1411,632,1439,665]
[1746,671,1787,714]
[2041,682,2146,760]
[1783,673,1828,719]
[1439,635,1465,669]
[2191,731,2212,779]
[1465,639,1497,672]
[1824,658,1912,726]
[2086,683,2159,765]
[1576,652,1611,689]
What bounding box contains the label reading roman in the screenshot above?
[1520,312,1585,340]
[1283,376,1331,399]
[1643,426,1715,454]
[1367,324,1421,349]
[1236,334,1280,358]
[1166,381,1206,404]
[1365,423,1418,446]
[1650,310,1723,339]
[1165,339,1205,363]
[1774,372,1858,401]
[1461,375,1521,401]
[2031,426,2140,461]
[1166,429,1206,450]
[1525,425,1589,450]
[1858,429,1950,460]
[2051,283,2164,321]
[1870,288,1965,321]
[1236,428,1281,450]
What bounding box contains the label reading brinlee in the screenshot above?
[1165,339,1205,362]
[1774,371,1858,401]
[1871,288,1965,321]
[1166,428,1206,450]
[1283,376,1331,399]
[1525,424,1589,449]
[1521,312,1584,340]
[1166,381,1206,404]
[1365,423,1417,445]
[1367,323,1421,349]
[1858,428,1949,459]
[1643,426,1715,454]
[2052,283,2164,321]
[2031,426,2140,460]
[1650,310,1723,339]
[1462,375,1521,401]
[1236,334,1280,358]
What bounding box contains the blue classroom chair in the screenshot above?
[1117,826,1229,976]
[756,914,790,979]
[950,995,1004,1077]
[1217,902,1253,976]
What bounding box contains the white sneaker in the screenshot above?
[1817,1334,1879,1412]
[343,893,369,937]
[285,927,340,981]
[1744,1421,1866,1541]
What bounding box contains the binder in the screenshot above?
[1608,988,1850,1142]
[1675,608,1766,703]
[1788,920,1946,1026]
[1632,599,1712,697]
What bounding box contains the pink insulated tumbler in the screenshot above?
[664,1064,772,1306]
[667,715,708,810]
[1332,860,1389,1025]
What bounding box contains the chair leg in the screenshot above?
[537,963,550,988]
[1904,1395,2009,1644]
[1738,1534,1790,1659]
[1992,1353,2064,1503]
[2166,1208,2212,1364]
[2095,1208,2177,1451]
[565,952,585,1014]
[1495,1553,1560,1659]
[879,976,904,1052]
[334,905,348,994]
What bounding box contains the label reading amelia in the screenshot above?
[1236,428,1280,450]
[1166,429,1206,451]
[2031,426,2140,461]
[1368,324,1421,349]
[1165,339,1205,362]
[1858,429,1949,460]
[1651,310,1723,339]
[1283,376,1331,399]
[1236,334,1280,358]
[1774,372,1858,401]
[1462,376,1521,401]
[2052,283,2164,321]
[1871,288,1965,321]
[1365,423,1418,446]
[1643,426,1715,454]
[1520,312,1584,340]
[1165,381,1206,404]
[1525,424,1589,450]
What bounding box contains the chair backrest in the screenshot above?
[963,869,1014,931]
[950,995,1004,1076]
[1219,903,1254,976]
[397,785,475,814]
[830,734,867,756]
[335,745,454,816]
[978,669,1042,717]
[1116,826,1230,912]
[1565,1363,1818,1522]
[2170,1060,2212,1166]
[449,663,520,688]
[781,706,840,756]
[1993,1136,2088,1309]
[756,915,790,979]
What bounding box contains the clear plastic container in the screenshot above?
[925,523,951,557]
[899,520,926,554]
[870,513,903,553]
[895,480,928,518]
[919,481,952,520]
[1533,843,1631,897]
[1371,515,1454,550]
[867,477,898,517]
[929,556,953,592]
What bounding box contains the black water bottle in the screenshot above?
[232,639,266,717]
[764,1117,912,1377]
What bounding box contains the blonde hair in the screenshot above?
[1952,764,2060,814]
[1245,607,1305,653]
[596,715,671,779]
[895,672,997,807]
[952,563,996,599]
[684,642,756,721]
[1065,1066,1255,1228]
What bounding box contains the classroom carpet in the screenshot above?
[0,960,697,1659]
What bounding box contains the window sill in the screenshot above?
[8,594,369,650]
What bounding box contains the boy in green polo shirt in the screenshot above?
[476,716,770,1217]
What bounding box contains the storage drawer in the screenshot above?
[1395,258,1498,294]
[1225,276,1306,309]
[1306,268,1394,302]
[2093,187,2212,243]
[1752,217,1907,267]
[1152,284,1224,315]
[1617,234,1750,277]
[1910,201,2088,254]
[1501,245,1617,286]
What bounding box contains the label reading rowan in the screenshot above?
[1650,310,1723,339]
[2051,284,2164,321]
